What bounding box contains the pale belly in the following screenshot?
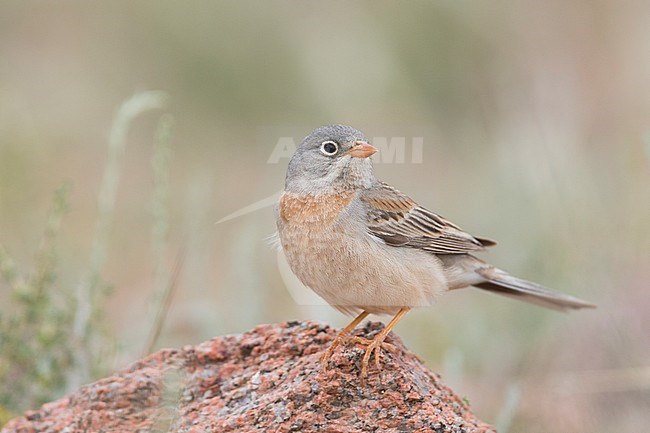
[278,219,449,315]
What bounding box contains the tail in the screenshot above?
[475,267,596,311]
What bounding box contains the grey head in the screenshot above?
[285,124,378,195]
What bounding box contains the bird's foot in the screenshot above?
[319,310,371,370]
[320,332,356,369]
[349,335,397,384]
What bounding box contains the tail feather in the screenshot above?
[475,268,596,311]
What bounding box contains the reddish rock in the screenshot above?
[2,321,496,433]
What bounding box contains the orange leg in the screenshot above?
[319,310,369,368]
[351,307,410,384]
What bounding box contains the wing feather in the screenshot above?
[361,181,495,255]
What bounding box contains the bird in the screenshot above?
[275,124,595,382]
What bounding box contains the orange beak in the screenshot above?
[347,141,377,158]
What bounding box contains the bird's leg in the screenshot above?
[319,310,369,368]
[351,307,410,384]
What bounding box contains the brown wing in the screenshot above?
[361,181,495,254]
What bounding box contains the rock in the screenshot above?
[2,321,496,433]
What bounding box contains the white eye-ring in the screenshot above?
[320,140,339,156]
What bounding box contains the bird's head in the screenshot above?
[285,124,377,194]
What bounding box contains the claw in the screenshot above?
[319,333,350,368]
[318,307,411,386]
[319,311,370,370]
[352,334,396,385]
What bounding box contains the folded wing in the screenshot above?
[361,181,495,255]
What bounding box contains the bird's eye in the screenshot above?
[320,141,339,156]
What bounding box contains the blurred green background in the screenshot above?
[1,1,649,431]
